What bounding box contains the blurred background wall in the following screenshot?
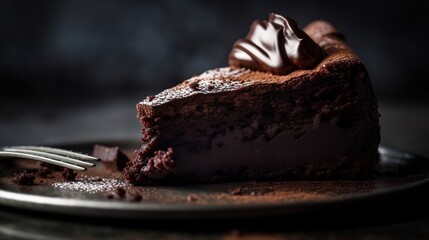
[2,0,428,101]
[1,0,428,155]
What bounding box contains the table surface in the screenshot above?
[1,98,429,239]
[0,208,429,239]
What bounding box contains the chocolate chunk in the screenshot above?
[92,144,130,171]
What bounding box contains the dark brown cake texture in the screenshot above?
[124,13,380,185]
[12,171,36,185]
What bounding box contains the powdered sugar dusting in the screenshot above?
[140,67,254,106]
[197,67,249,79]
[52,176,127,194]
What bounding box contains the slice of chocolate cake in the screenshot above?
[124,13,380,185]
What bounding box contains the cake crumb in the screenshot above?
[105,187,142,202]
[189,80,200,90]
[250,188,272,196]
[126,191,142,202]
[39,162,63,172]
[62,168,77,181]
[139,148,175,179]
[106,192,115,199]
[230,187,243,195]
[186,194,199,202]
[12,171,35,185]
[115,186,126,198]
[38,166,52,178]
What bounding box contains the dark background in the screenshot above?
[1,0,429,156]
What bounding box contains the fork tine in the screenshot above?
[3,148,95,168]
[9,146,100,161]
[0,151,86,171]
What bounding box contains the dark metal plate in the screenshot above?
[1,140,429,220]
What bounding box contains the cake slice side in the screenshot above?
[124,20,380,184]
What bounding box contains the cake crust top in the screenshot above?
[140,20,361,108]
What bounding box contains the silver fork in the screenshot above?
[0,146,99,171]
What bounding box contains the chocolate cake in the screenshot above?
[124,13,380,185]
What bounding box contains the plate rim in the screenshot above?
[1,143,428,220]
